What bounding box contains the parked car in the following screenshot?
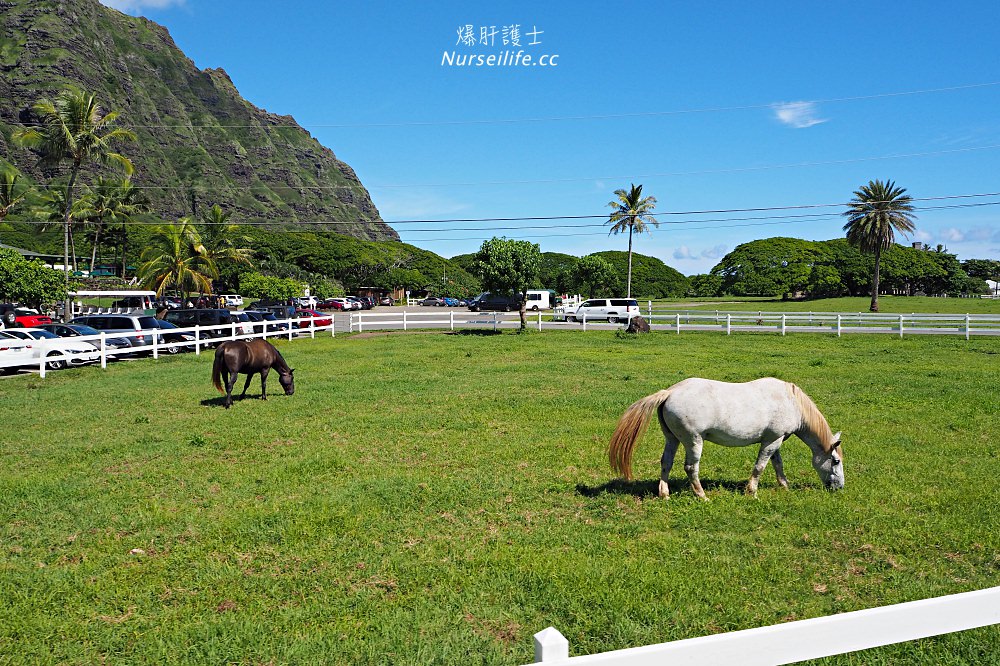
[567,298,640,323]
[467,292,523,312]
[0,330,37,372]
[71,313,162,349]
[39,323,132,353]
[296,296,318,308]
[248,303,297,322]
[318,298,345,310]
[244,310,289,333]
[379,296,395,306]
[421,297,445,307]
[222,294,244,308]
[162,309,235,342]
[149,319,197,353]
[440,297,459,307]
[0,304,53,328]
[0,328,103,369]
[294,309,333,328]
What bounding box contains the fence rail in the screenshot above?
[0,314,334,378]
[529,585,1000,665]
[350,309,1000,338]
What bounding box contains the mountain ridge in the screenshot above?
[0,0,398,241]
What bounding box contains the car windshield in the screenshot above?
[155,319,178,329]
[262,313,278,321]
[69,325,100,335]
[30,330,60,339]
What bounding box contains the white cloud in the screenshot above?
[772,101,828,129]
[914,230,933,242]
[942,228,966,242]
[673,246,695,260]
[701,244,727,260]
[100,0,185,13]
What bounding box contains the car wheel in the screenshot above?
[1,311,15,327]
[530,305,539,311]
[503,305,511,312]
[45,352,65,370]
[608,316,620,324]
[165,342,180,354]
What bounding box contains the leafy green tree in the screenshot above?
[77,177,150,275]
[806,265,844,298]
[0,247,70,310]
[710,237,821,297]
[474,237,541,330]
[137,219,218,300]
[538,252,579,294]
[607,183,659,298]
[963,259,1000,295]
[0,170,26,222]
[573,254,619,297]
[842,179,917,312]
[687,273,723,297]
[239,272,304,301]
[11,88,136,319]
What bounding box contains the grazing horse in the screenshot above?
[608,377,843,498]
[211,339,294,409]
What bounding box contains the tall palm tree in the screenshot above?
[607,183,659,298]
[137,219,218,301]
[842,179,917,312]
[0,171,27,222]
[198,204,254,268]
[12,88,135,319]
[78,177,151,275]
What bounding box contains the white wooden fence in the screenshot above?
[528,585,1000,665]
[0,314,334,378]
[350,309,1000,338]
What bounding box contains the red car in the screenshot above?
[1,305,53,328]
[294,309,333,328]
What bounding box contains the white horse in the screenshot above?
[608,377,843,498]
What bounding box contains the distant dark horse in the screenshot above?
[212,339,295,408]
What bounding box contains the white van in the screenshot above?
[524,290,556,311]
[568,298,640,323]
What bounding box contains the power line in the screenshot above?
[10,81,999,129]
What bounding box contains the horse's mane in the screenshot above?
[786,382,839,454]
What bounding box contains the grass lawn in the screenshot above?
[1,331,999,664]
[652,295,1000,315]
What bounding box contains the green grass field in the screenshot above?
[652,295,1000,314]
[1,331,999,664]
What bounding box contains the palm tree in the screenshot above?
[0,171,26,222]
[12,88,135,319]
[607,183,659,298]
[137,219,218,301]
[842,179,917,312]
[77,177,150,275]
[198,204,254,268]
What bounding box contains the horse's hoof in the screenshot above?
[657,480,670,499]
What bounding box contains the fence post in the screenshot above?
[195,326,201,355]
[38,353,46,378]
[287,319,293,341]
[837,314,842,338]
[781,314,786,336]
[965,314,970,340]
[582,312,587,332]
[726,314,731,335]
[100,332,107,369]
[533,627,569,663]
[152,329,159,359]
[899,314,904,338]
[676,313,681,334]
[356,314,361,334]
[647,300,652,317]
[538,309,542,332]
[403,310,408,331]
[493,311,498,332]
[450,310,455,331]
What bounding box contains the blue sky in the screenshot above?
[100,0,1000,274]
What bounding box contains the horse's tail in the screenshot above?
[608,388,675,480]
[211,347,225,393]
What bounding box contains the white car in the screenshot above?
[223,294,244,308]
[568,298,640,324]
[296,296,318,308]
[0,331,37,372]
[0,328,103,370]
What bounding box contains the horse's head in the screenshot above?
[810,431,844,490]
[279,368,295,396]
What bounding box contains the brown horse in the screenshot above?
[212,339,295,408]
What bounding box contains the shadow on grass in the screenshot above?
[447,329,504,337]
[577,477,747,498]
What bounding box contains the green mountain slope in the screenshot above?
[0,0,397,241]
